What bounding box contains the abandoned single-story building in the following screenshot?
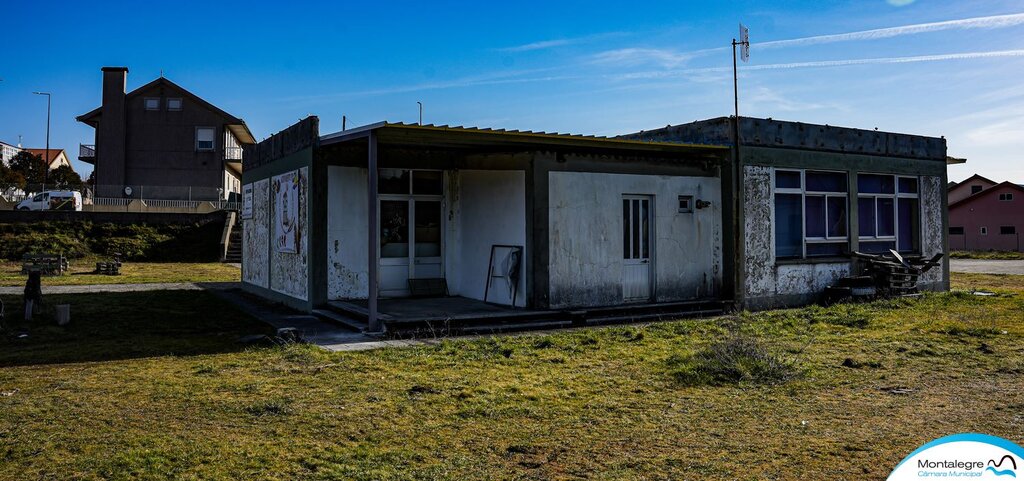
[621,117,951,309]
[240,115,951,331]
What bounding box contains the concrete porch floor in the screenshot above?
[328,296,552,323]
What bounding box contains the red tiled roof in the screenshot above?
[23,148,66,163]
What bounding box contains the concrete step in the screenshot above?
[312,308,369,332]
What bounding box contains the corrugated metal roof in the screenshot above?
[320,121,728,152]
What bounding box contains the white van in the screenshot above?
[16,191,83,211]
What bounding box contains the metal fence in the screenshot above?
[3,183,243,213]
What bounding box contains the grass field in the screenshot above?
[0,258,240,286]
[1,274,1023,480]
[950,250,1024,260]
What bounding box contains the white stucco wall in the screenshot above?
[547,171,722,309]
[327,166,369,300]
[269,167,309,301]
[453,170,527,306]
[242,179,269,288]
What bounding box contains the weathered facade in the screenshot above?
[622,116,950,308]
[242,118,729,330]
[241,115,952,331]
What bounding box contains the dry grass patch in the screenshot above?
[0,273,1022,480]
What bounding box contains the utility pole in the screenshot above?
[33,91,51,186]
[730,24,749,306]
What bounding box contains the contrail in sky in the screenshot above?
[757,12,1024,49]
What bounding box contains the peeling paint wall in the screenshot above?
[547,171,722,309]
[269,166,308,301]
[242,179,269,288]
[327,166,369,300]
[743,166,775,297]
[743,165,850,308]
[919,175,946,287]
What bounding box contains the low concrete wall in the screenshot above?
[0,210,227,225]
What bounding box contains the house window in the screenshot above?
[774,169,849,259]
[949,226,965,235]
[857,174,919,254]
[981,227,988,235]
[1000,226,1017,235]
[167,98,183,111]
[971,185,983,194]
[144,97,160,110]
[999,193,1014,201]
[196,127,215,151]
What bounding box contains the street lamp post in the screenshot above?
[32,92,51,187]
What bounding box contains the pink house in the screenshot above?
[948,175,1024,252]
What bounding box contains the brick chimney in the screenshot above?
[96,67,128,195]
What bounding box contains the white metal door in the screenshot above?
[377,170,444,297]
[622,195,653,302]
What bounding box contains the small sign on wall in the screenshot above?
[241,183,254,219]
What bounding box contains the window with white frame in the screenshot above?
[857,174,920,254]
[774,169,849,259]
[144,97,160,110]
[196,127,215,151]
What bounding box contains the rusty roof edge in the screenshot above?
[320,121,728,151]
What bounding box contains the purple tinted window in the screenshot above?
[878,198,895,237]
[898,198,919,252]
[860,240,895,254]
[898,177,918,194]
[827,196,847,237]
[775,170,801,189]
[807,242,845,257]
[858,174,894,194]
[806,172,847,192]
[805,196,826,238]
[775,194,802,258]
[858,197,876,237]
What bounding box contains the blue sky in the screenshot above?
[1,0,1022,182]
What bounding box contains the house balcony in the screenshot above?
[224,146,243,161]
[79,144,96,164]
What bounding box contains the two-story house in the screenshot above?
[77,67,255,201]
[948,174,1023,252]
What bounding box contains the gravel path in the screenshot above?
[949,259,1024,275]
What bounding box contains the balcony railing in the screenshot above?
[224,146,243,161]
[79,144,96,161]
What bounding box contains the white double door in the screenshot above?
[622,195,653,302]
[378,195,444,297]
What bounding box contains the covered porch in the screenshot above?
[317,122,728,332]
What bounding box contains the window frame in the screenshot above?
[167,98,183,111]
[856,174,921,254]
[981,227,988,236]
[773,169,850,260]
[999,193,1014,201]
[195,126,216,151]
[143,97,161,111]
[999,226,1017,235]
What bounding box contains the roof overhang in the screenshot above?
[946,156,967,165]
[320,122,728,160]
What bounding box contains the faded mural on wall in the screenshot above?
[270,166,309,301]
[273,170,302,254]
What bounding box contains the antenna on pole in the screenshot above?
[730,23,750,305]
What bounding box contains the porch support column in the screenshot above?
[367,131,381,332]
